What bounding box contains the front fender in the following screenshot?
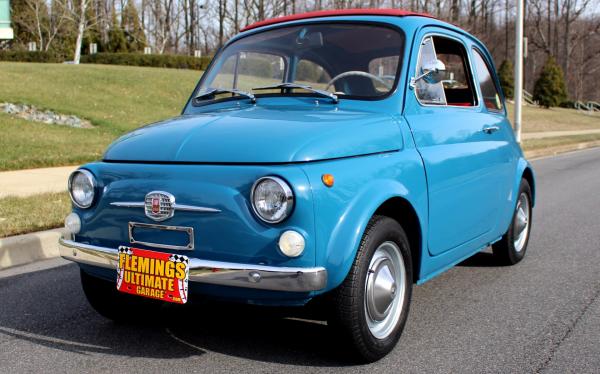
[517,157,536,205]
[498,157,535,236]
[300,150,428,292]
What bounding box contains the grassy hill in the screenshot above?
[0,61,598,171]
[0,62,199,170]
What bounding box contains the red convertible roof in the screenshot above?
[241,9,436,32]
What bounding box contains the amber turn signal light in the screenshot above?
[321,174,335,187]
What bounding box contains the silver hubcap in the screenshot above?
[364,241,406,339]
[513,192,530,252]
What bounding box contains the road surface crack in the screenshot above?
[535,284,600,373]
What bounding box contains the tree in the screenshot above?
[11,0,68,52]
[82,2,102,54]
[498,60,514,99]
[533,56,568,108]
[107,9,128,53]
[122,0,147,52]
[58,0,97,64]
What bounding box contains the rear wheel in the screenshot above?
[80,270,163,322]
[327,216,412,363]
[492,179,533,265]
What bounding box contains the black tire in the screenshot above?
[492,179,533,265]
[80,270,163,322]
[327,215,413,363]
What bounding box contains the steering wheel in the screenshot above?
[325,71,393,91]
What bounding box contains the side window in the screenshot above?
[472,49,504,112]
[295,59,331,91]
[415,37,446,105]
[415,36,477,107]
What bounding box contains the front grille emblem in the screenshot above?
[145,191,175,221]
[151,197,160,214]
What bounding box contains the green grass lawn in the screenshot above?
[0,61,599,171]
[0,192,71,237]
[506,103,600,133]
[0,113,115,170]
[0,62,199,171]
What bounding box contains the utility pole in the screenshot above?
[514,0,524,143]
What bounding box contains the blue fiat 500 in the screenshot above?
[60,9,535,362]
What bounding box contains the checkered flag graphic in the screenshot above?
[169,254,189,303]
[116,246,133,289]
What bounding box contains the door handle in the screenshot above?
[482,125,500,134]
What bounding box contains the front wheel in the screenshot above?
[492,179,533,265]
[327,216,413,363]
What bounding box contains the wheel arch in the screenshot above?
[320,179,428,292]
[521,165,536,206]
[373,197,423,283]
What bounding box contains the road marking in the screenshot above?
[0,326,110,350]
[165,328,206,353]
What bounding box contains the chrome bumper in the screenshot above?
[58,238,327,292]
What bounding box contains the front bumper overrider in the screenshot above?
[59,238,327,292]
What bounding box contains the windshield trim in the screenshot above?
[188,20,406,108]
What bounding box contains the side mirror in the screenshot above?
[421,60,446,84]
[410,59,447,88]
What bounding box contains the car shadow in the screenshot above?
[457,250,505,267]
[161,302,353,366]
[0,264,356,367]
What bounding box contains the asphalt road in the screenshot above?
[1,148,599,373]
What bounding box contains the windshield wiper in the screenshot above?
[195,87,256,103]
[252,82,338,103]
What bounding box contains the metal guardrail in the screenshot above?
[517,90,598,114]
[523,90,538,106]
[574,101,600,114]
[587,101,600,111]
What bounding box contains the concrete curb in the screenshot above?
[0,228,66,270]
[524,141,600,160]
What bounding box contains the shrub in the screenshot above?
[498,60,514,99]
[533,56,568,108]
[107,10,129,53]
[0,50,62,63]
[559,100,575,109]
[80,52,212,71]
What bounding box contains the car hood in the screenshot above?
[103,105,402,163]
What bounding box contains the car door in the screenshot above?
[469,47,521,236]
[404,29,507,257]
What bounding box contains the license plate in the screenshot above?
[116,246,189,304]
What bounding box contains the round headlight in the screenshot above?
[251,176,294,223]
[68,169,96,208]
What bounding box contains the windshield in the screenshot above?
[195,23,404,102]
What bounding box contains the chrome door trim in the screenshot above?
[411,31,480,109]
[128,221,194,251]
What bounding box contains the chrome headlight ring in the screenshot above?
[251,176,294,224]
[68,169,97,209]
